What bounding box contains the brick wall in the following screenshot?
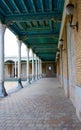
[42,62,56,77]
[56,56,60,81]
[56,60,58,76]
[74,0,81,86]
[72,0,81,120]
[59,46,63,86]
[63,26,68,80]
[57,0,81,120]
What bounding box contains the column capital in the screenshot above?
[32,49,34,53]
[35,54,37,58]
[0,22,6,33]
[26,46,30,51]
[16,38,22,45]
[37,57,39,60]
[34,54,36,58]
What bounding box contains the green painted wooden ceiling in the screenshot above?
[0,0,65,61]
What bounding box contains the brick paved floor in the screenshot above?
[0,78,81,130]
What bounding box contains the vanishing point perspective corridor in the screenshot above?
[0,78,81,130]
[0,0,81,129]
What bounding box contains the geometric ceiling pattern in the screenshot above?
[0,0,65,61]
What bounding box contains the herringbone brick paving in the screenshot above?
[0,78,81,130]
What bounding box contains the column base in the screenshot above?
[39,74,42,79]
[24,80,31,87]
[27,77,31,84]
[35,77,38,81]
[17,78,23,89]
[0,82,8,97]
[31,76,35,83]
[25,77,31,86]
[37,75,40,80]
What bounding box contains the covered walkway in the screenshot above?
[0,78,81,130]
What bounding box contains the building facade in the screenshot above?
[0,0,81,122]
[4,57,56,80]
[56,0,81,121]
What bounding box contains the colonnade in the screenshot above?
[0,22,42,97]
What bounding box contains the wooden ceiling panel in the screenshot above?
[0,0,65,61]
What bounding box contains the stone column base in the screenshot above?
[37,74,40,80]
[31,75,35,83]
[17,78,23,89]
[0,82,8,97]
[24,80,31,87]
[35,74,38,80]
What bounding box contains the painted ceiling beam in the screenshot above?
[29,44,57,48]
[19,33,59,40]
[39,56,55,59]
[2,1,12,14]
[33,47,57,50]
[20,29,59,35]
[21,0,29,13]
[38,57,55,60]
[49,20,52,29]
[21,29,59,35]
[36,57,55,60]
[30,0,39,28]
[34,50,56,53]
[26,42,58,48]
[36,54,56,57]
[28,22,33,28]
[18,23,24,30]
[22,26,51,31]
[39,54,55,57]
[41,59,55,61]
[11,0,21,14]
[48,1,53,34]
[31,0,36,12]
[5,12,62,24]
[28,42,57,45]
[37,53,56,56]
[38,54,56,57]
[40,54,55,57]
[49,0,52,11]
[40,0,44,12]
[33,49,57,52]
[35,54,56,56]
[36,53,55,55]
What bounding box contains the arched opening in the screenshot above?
[4,60,15,79]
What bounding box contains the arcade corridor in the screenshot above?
[0,0,81,124]
[0,78,81,130]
